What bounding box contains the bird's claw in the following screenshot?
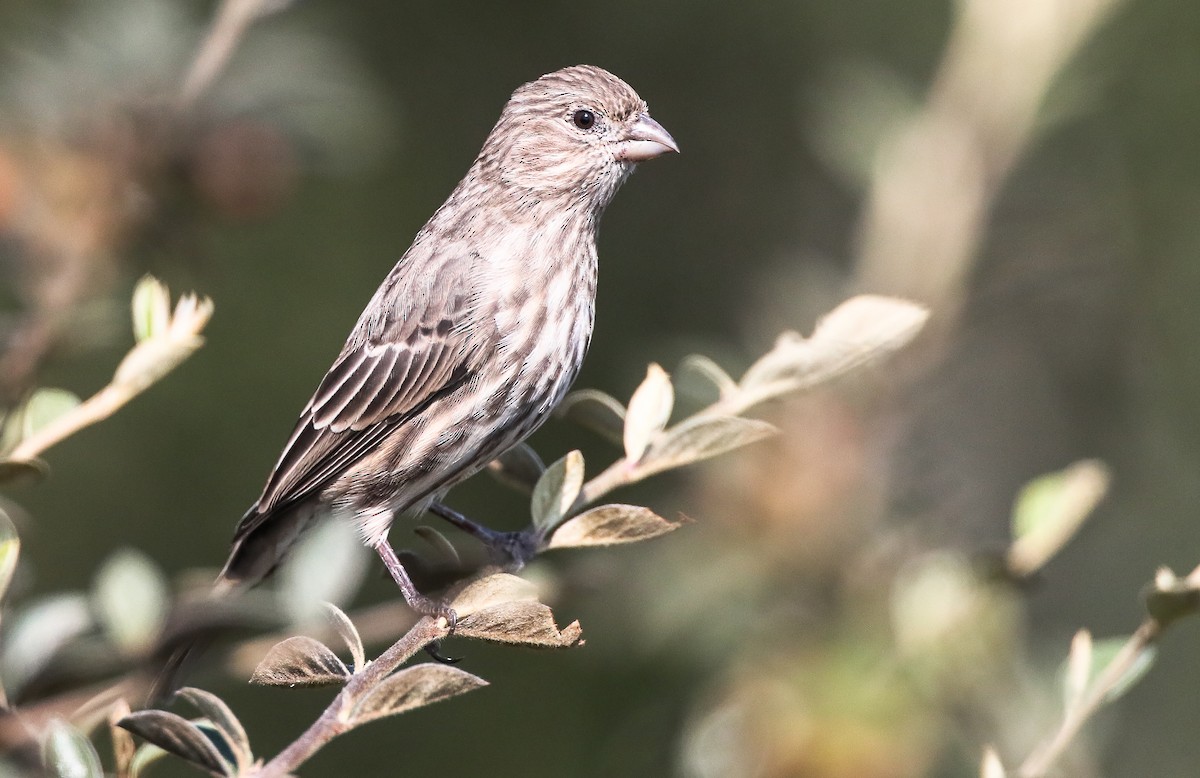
[424,640,463,665]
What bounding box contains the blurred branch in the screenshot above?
[5,279,213,464]
[177,0,294,112]
[1015,563,1200,777]
[853,0,1122,317]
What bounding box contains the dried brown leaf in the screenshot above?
[638,416,776,479]
[449,573,539,619]
[456,600,583,648]
[249,636,349,687]
[347,664,487,727]
[547,504,683,549]
[118,711,229,777]
[174,688,251,772]
[320,602,365,673]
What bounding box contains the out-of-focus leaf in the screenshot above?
[131,276,171,342]
[1008,460,1110,577]
[93,548,168,655]
[174,689,251,773]
[281,518,368,626]
[485,443,546,493]
[118,711,229,777]
[3,594,93,695]
[557,389,626,444]
[737,296,929,406]
[413,525,462,568]
[1090,636,1156,705]
[1145,566,1200,626]
[1063,629,1092,714]
[0,506,20,605]
[980,747,1007,778]
[623,364,674,462]
[637,416,776,479]
[547,504,683,549]
[20,388,81,441]
[455,600,583,647]
[109,699,136,778]
[530,450,584,533]
[450,573,538,619]
[128,744,168,778]
[42,719,102,778]
[320,602,365,673]
[0,458,49,485]
[249,636,349,687]
[677,354,738,400]
[348,664,487,727]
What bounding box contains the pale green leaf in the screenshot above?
[349,664,486,727]
[623,363,674,462]
[249,636,349,687]
[677,354,738,400]
[129,743,169,778]
[547,504,682,549]
[0,506,20,605]
[1008,460,1110,577]
[1092,637,1156,705]
[530,450,585,533]
[1063,629,1092,714]
[281,518,368,626]
[93,548,168,655]
[20,388,81,441]
[42,719,102,778]
[3,594,93,695]
[636,416,777,479]
[131,276,171,342]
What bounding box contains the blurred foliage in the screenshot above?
[0,0,1199,776]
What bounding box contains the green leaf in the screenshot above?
[118,710,230,777]
[0,506,20,605]
[174,689,251,774]
[93,548,168,655]
[249,636,350,687]
[547,504,683,549]
[131,275,171,342]
[623,364,674,462]
[42,719,102,778]
[636,416,776,479]
[1008,460,1110,577]
[20,388,81,441]
[348,664,487,727]
[557,389,626,444]
[530,450,585,533]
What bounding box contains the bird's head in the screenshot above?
[477,65,678,210]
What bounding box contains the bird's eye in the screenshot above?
[572,109,596,130]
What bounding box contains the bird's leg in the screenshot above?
[372,539,457,628]
[428,502,537,570]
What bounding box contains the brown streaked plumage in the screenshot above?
[218,65,677,618]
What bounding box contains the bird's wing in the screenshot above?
[251,253,490,517]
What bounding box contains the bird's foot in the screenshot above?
[428,502,537,571]
[373,539,458,628]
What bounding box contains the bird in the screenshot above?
[217,65,677,622]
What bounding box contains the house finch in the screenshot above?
[218,65,677,621]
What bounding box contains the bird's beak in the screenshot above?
[617,113,679,162]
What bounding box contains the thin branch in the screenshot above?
[177,0,292,112]
[254,616,449,777]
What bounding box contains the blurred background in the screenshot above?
[2,0,1199,775]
